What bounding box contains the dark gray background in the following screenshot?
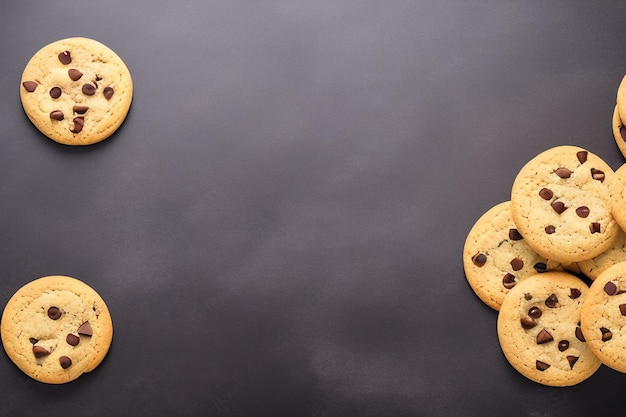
[1,1,626,416]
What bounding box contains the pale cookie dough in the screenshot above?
[0,276,113,384]
[463,201,559,310]
[497,272,601,386]
[510,145,618,264]
[580,261,626,373]
[20,37,133,145]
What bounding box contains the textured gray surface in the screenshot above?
[2,1,626,416]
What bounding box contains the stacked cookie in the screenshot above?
[464,145,626,386]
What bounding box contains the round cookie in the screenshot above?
[578,226,626,280]
[497,272,601,386]
[20,37,133,145]
[580,261,626,373]
[0,276,113,384]
[616,74,626,126]
[463,201,559,310]
[611,105,626,159]
[510,145,618,264]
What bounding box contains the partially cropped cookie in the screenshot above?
[497,272,601,386]
[612,105,626,159]
[0,276,113,384]
[580,261,626,373]
[577,226,626,280]
[510,146,617,264]
[610,163,626,233]
[463,201,559,310]
[20,37,132,145]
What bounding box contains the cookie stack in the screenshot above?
[464,144,626,386]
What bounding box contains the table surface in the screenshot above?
[2,1,626,416]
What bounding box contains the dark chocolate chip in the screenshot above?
[567,356,579,369]
[82,84,96,96]
[22,81,38,92]
[49,87,62,99]
[576,151,588,164]
[73,105,89,114]
[604,281,617,296]
[551,200,567,214]
[591,168,605,183]
[528,306,542,319]
[510,257,524,271]
[534,263,547,273]
[66,334,80,346]
[520,316,536,329]
[103,86,114,100]
[472,253,487,267]
[48,306,62,320]
[68,68,83,81]
[59,356,72,369]
[537,328,554,344]
[77,321,93,337]
[502,273,516,289]
[509,229,523,240]
[620,304,626,316]
[58,51,71,65]
[576,206,590,218]
[590,223,601,234]
[539,188,554,200]
[601,327,612,341]
[545,294,558,308]
[575,326,585,342]
[33,346,50,358]
[70,117,84,134]
[558,340,569,352]
[555,167,573,178]
[29,338,38,344]
[569,288,582,299]
[545,225,556,234]
[536,360,550,371]
[50,110,64,121]
[524,293,532,301]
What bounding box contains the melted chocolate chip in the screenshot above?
[82,84,96,96]
[545,225,556,234]
[576,206,590,218]
[551,200,567,214]
[591,168,605,183]
[590,223,601,234]
[22,81,38,92]
[567,356,579,369]
[575,326,585,342]
[48,306,62,320]
[77,321,93,336]
[528,306,542,319]
[59,356,72,369]
[620,304,626,316]
[502,273,516,289]
[471,253,487,267]
[73,105,89,114]
[558,340,569,352]
[569,288,582,299]
[33,346,50,358]
[534,263,547,273]
[536,360,550,371]
[103,86,114,100]
[537,329,554,344]
[49,87,62,99]
[70,117,84,134]
[66,334,80,346]
[555,167,573,179]
[521,316,536,329]
[510,258,524,271]
[509,229,523,240]
[601,327,612,341]
[576,151,588,164]
[68,68,83,81]
[539,188,554,200]
[50,110,64,121]
[604,281,617,296]
[545,294,558,308]
[58,51,71,65]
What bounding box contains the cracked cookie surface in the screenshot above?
[0,276,113,384]
[20,37,132,145]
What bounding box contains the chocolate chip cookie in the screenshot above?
[577,226,626,280]
[0,276,113,384]
[612,105,626,159]
[510,145,618,264]
[497,271,601,386]
[463,201,559,310]
[20,37,133,145]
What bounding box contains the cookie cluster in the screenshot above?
[464,137,626,385]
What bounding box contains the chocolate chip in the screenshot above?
[536,360,550,371]
[621,125,626,142]
[29,338,38,344]
[576,151,588,164]
[558,340,569,352]
[33,346,50,358]
[567,356,579,369]
[502,273,516,289]
[620,304,626,316]
[48,306,62,320]
[590,223,601,234]
[68,68,83,81]
[59,356,72,369]
[509,229,523,240]
[77,321,93,337]
[576,206,590,218]
[103,86,114,100]
[50,110,64,121]
[22,81,38,92]
[70,117,84,134]
[66,334,80,346]
[569,288,582,299]
[551,200,567,214]
[73,105,89,114]
[58,51,71,64]
[534,263,547,273]
[536,328,553,344]
[555,167,573,178]
[521,316,536,329]
[601,327,612,341]
[545,294,558,308]
[545,225,556,234]
[539,188,554,200]
[575,326,585,342]
[604,281,617,296]
[591,168,605,183]
[528,306,542,319]
[49,87,62,99]
[471,253,487,267]
[82,84,96,96]
[510,258,524,271]
[524,293,532,301]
